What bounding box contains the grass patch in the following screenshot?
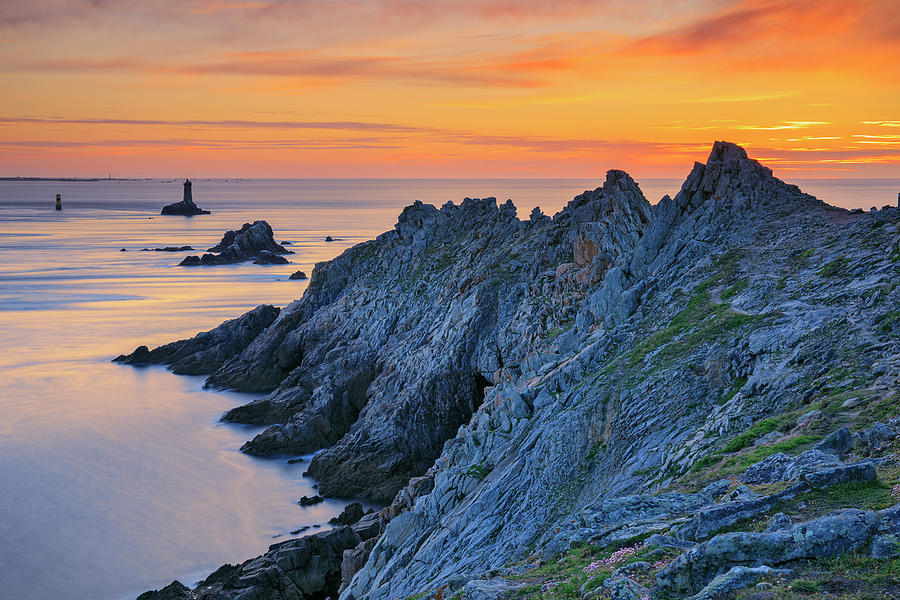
[465,462,491,481]
[723,415,793,453]
[721,278,749,300]
[818,256,849,277]
[722,434,821,472]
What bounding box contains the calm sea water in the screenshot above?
[0,176,895,600]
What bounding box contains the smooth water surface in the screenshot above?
[0,176,894,600]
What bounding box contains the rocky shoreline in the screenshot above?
[122,142,900,600]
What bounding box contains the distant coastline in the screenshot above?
[0,177,147,182]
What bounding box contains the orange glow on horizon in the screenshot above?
[0,0,898,179]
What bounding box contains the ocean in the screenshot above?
[0,176,896,600]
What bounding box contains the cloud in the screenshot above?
[0,116,434,132]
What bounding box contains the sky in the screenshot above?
[0,0,898,178]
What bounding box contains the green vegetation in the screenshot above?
[876,310,900,335]
[466,462,491,481]
[818,256,849,277]
[722,435,821,472]
[732,554,900,599]
[507,541,673,600]
[545,327,565,342]
[718,376,747,406]
[723,415,793,453]
[628,290,762,367]
[721,278,749,300]
[585,442,606,461]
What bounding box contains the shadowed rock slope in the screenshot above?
[127,142,900,600]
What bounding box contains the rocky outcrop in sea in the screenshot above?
[126,142,900,600]
[161,179,210,216]
[179,221,293,266]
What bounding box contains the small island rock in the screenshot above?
[289,270,308,280]
[160,179,210,216]
[179,221,292,266]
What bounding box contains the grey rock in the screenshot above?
[330,503,366,526]
[459,578,519,600]
[351,511,386,540]
[858,422,896,452]
[180,221,292,266]
[136,581,193,600]
[254,249,290,265]
[871,534,900,559]
[141,246,194,252]
[299,495,323,506]
[289,271,308,280]
[644,534,697,550]
[113,304,280,375]
[764,513,792,532]
[139,527,361,600]
[657,509,881,596]
[686,565,791,600]
[813,426,852,455]
[616,561,651,575]
[802,460,876,488]
[602,574,648,600]
[740,449,840,484]
[726,485,759,502]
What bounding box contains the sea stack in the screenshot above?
[160,179,211,216]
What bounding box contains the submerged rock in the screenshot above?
[141,246,194,252]
[160,180,210,216]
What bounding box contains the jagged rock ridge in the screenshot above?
[123,142,900,600]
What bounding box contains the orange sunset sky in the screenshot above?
[1,0,898,178]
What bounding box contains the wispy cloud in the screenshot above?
[0,116,435,132]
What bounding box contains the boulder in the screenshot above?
[657,509,882,597]
[299,495,324,506]
[813,426,852,455]
[740,449,840,484]
[289,270,308,280]
[686,565,792,600]
[330,502,366,526]
[460,578,520,600]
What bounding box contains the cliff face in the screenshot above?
[127,142,900,600]
[194,169,652,502]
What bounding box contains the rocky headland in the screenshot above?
[127,142,900,600]
[178,221,293,266]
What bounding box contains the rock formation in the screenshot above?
[113,305,280,375]
[179,221,293,266]
[161,180,210,216]
[125,142,900,600]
